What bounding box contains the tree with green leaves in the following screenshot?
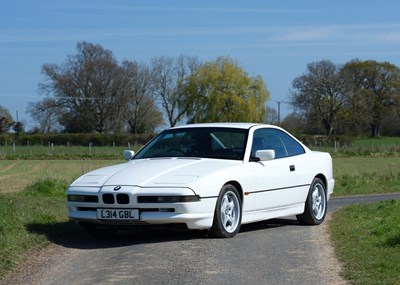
[183,57,269,123]
[341,59,400,137]
[13,122,24,135]
[290,60,346,135]
[0,105,14,133]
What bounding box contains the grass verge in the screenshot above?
[0,179,75,279]
[330,200,400,284]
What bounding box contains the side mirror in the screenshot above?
[255,149,275,161]
[123,150,135,161]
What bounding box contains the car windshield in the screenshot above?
[134,127,248,160]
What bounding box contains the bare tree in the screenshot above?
[151,55,199,127]
[122,60,163,133]
[265,106,278,125]
[39,42,130,133]
[26,98,63,133]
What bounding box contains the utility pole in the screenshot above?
[277,101,281,126]
[277,101,290,126]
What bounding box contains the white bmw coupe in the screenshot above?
[67,123,334,238]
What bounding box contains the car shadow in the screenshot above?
[26,217,300,250]
[239,217,300,234]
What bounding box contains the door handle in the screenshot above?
[289,165,295,171]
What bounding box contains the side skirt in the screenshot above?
[241,203,305,225]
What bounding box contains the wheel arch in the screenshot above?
[224,180,243,203]
[315,174,327,191]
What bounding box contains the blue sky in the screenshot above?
[1,0,400,129]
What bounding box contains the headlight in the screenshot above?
[137,195,200,203]
[67,195,99,203]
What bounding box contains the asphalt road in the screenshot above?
[4,193,400,285]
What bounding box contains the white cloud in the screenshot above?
[268,24,400,45]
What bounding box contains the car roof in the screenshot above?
[169,122,276,130]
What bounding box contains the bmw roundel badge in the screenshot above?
[113,186,122,191]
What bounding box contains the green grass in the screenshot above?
[0,160,121,193]
[330,200,400,285]
[312,136,400,157]
[353,136,400,147]
[0,179,78,278]
[0,145,141,160]
[333,157,400,196]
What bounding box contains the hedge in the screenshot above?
[0,133,156,147]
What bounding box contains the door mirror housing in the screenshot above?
[123,150,135,160]
[255,149,275,161]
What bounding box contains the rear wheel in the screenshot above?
[297,178,327,225]
[210,184,242,238]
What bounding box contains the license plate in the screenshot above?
[97,209,139,220]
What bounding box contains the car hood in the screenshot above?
[70,158,240,188]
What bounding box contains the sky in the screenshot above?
[1,0,400,130]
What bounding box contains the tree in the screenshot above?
[38,42,130,133]
[291,60,346,135]
[183,57,269,123]
[264,106,278,125]
[26,98,63,133]
[280,113,306,134]
[122,60,163,133]
[341,59,400,137]
[151,55,199,127]
[0,105,14,133]
[13,122,24,135]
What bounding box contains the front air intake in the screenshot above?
[116,194,129,204]
[102,193,115,204]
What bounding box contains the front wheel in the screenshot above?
[297,178,327,225]
[210,184,242,238]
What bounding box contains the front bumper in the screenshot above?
[67,185,217,230]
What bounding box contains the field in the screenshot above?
[0,160,121,193]
[333,156,400,196]
[0,145,138,160]
[0,138,399,282]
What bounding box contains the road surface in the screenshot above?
[3,193,400,285]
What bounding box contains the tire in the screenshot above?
[297,178,327,225]
[210,184,242,238]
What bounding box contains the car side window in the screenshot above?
[252,128,305,159]
[278,131,305,156]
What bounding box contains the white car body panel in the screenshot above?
[67,123,334,233]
